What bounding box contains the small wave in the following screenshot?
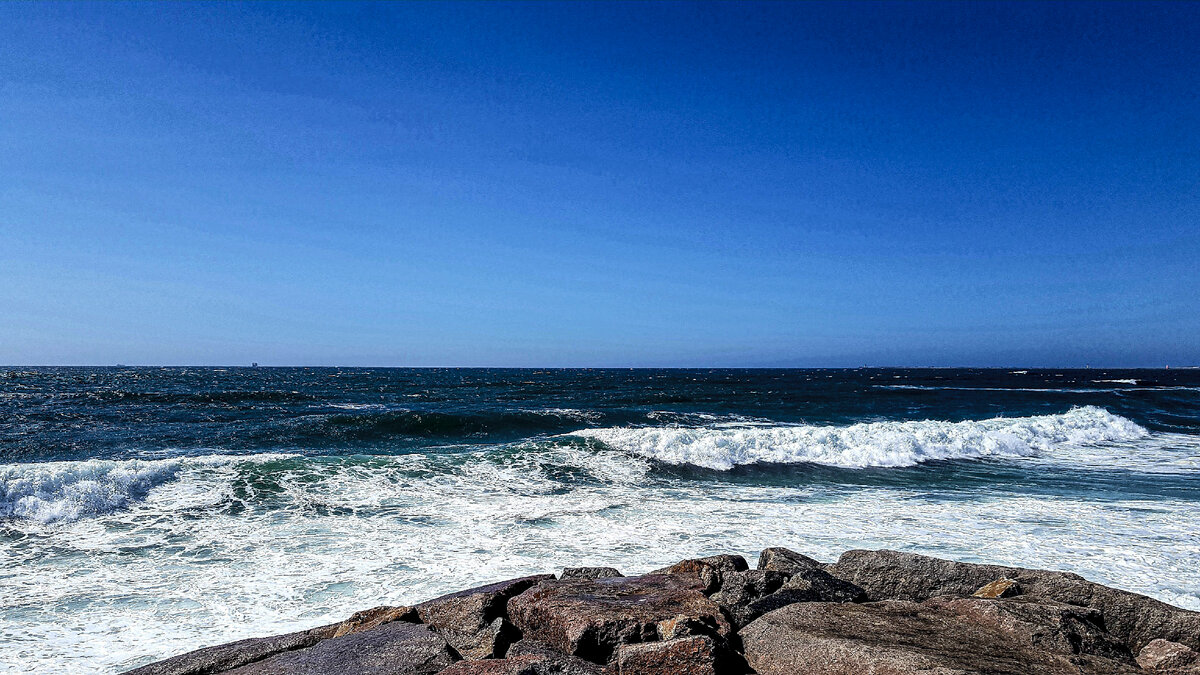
[1095,379,1139,385]
[570,406,1148,470]
[0,459,184,524]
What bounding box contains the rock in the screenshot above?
[505,640,607,674]
[616,636,716,675]
[1137,639,1200,672]
[507,574,731,664]
[731,568,867,628]
[974,578,1022,599]
[333,605,418,638]
[651,555,748,594]
[741,598,1141,675]
[829,549,1200,652]
[708,570,789,627]
[225,621,457,675]
[435,643,605,675]
[561,567,623,579]
[124,624,342,675]
[757,547,824,573]
[416,575,554,660]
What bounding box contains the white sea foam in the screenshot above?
[0,459,184,524]
[571,406,1148,470]
[1095,379,1139,385]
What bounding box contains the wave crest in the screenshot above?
[571,406,1148,470]
[0,459,184,524]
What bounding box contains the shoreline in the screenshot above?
[127,548,1200,675]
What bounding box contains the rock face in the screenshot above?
[830,549,1200,652]
[127,547,1200,675]
[416,575,553,660]
[225,622,456,675]
[1138,639,1200,673]
[741,598,1140,675]
[507,574,730,664]
[756,547,824,573]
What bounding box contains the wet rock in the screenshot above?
[1137,639,1200,673]
[416,575,554,659]
[757,547,824,573]
[974,578,1022,599]
[124,624,341,675]
[652,555,748,594]
[741,598,1141,675]
[616,636,716,675]
[561,567,623,580]
[829,549,1200,652]
[226,621,457,675]
[507,574,730,664]
[708,570,789,627]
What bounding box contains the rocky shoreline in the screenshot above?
[127,548,1200,674]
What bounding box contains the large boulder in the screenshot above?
[224,621,457,675]
[1137,639,1200,673]
[708,570,789,628]
[616,636,717,675]
[652,555,748,594]
[731,568,867,628]
[741,597,1141,675]
[123,623,343,675]
[757,547,825,573]
[829,549,1200,652]
[436,640,604,675]
[507,574,731,664]
[416,575,554,660]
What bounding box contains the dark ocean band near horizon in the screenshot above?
[3,367,1199,672]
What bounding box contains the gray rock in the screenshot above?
[226,621,457,675]
[708,570,790,627]
[123,624,341,675]
[416,575,554,659]
[829,549,1200,652]
[436,640,604,674]
[741,597,1140,675]
[561,567,623,579]
[732,568,868,627]
[507,574,730,664]
[757,547,825,573]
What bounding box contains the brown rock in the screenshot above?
[616,636,716,675]
[436,647,604,675]
[505,640,607,674]
[973,578,1022,599]
[757,547,825,573]
[828,549,1200,652]
[225,621,457,675]
[333,605,418,637]
[561,567,623,579]
[741,598,1140,675]
[416,575,554,659]
[651,555,748,594]
[1137,639,1200,673]
[507,574,730,664]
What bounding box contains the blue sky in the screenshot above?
[1,1,1197,367]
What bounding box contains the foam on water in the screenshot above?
[0,458,184,523]
[572,406,1148,470]
[1,438,1197,674]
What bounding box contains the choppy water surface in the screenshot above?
[2,367,1199,673]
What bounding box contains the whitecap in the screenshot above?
[570,406,1148,470]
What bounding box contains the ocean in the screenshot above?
[2,367,1198,673]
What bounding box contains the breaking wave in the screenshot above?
[571,406,1148,470]
[0,458,185,524]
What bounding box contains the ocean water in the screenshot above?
[2,367,1199,673]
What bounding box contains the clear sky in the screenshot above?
[1,1,1197,367]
